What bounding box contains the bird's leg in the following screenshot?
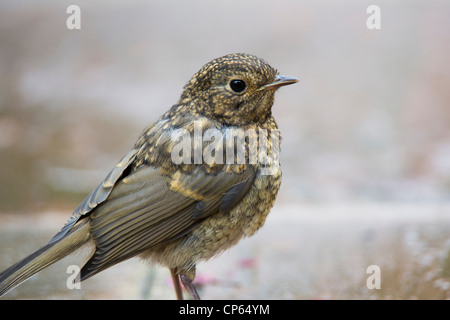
[170,268,183,300]
[180,273,201,300]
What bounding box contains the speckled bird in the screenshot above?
[0,53,298,299]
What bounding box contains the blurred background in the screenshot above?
[1,0,450,299]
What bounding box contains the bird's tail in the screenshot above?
[0,219,90,297]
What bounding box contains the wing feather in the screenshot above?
[48,149,138,244]
[78,159,257,280]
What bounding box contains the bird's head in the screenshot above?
[179,53,298,126]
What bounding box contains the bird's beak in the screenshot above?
[259,75,299,91]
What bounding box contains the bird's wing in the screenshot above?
[80,163,256,280]
[48,148,139,244]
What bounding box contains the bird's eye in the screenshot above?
[229,79,247,93]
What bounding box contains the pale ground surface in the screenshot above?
[1,202,449,300]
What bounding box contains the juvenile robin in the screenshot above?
[0,53,298,299]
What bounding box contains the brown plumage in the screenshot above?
[0,53,298,299]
